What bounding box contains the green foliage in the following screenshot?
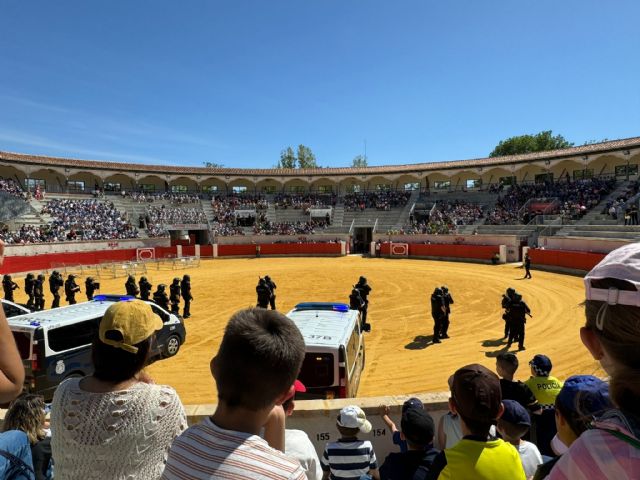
[352,155,368,168]
[276,145,317,169]
[202,161,224,168]
[489,131,574,157]
[583,138,610,146]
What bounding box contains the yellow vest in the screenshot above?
[438,438,526,480]
[525,375,564,407]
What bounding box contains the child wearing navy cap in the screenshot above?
[497,400,543,478]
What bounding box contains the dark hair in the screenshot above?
[496,352,519,375]
[584,278,640,415]
[336,424,360,438]
[91,335,151,383]
[497,418,529,441]
[212,308,305,411]
[456,413,493,437]
[2,394,46,444]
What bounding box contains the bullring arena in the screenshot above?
[0,138,637,458]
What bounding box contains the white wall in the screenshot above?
[539,236,629,253]
[216,234,351,245]
[4,237,171,256]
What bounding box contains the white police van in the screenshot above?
[1,299,31,318]
[8,295,186,400]
[286,302,366,399]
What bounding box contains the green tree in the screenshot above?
[296,144,317,168]
[352,155,368,167]
[277,147,297,169]
[489,131,574,157]
[202,161,224,168]
[583,138,610,146]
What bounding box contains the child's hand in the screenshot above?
[378,404,390,417]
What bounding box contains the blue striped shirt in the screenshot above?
[321,438,377,480]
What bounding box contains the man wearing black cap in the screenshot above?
[264,275,277,310]
[441,286,454,339]
[355,276,371,327]
[181,275,192,318]
[379,408,439,480]
[426,364,526,479]
[49,271,63,308]
[430,288,446,344]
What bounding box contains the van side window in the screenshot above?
[150,305,170,323]
[346,323,360,373]
[48,317,100,352]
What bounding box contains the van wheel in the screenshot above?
[164,335,181,357]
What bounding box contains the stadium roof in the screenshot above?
[1,136,639,177]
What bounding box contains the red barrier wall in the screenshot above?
[380,243,498,260]
[529,249,605,272]
[218,243,342,257]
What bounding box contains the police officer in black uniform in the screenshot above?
[85,277,99,301]
[169,278,181,315]
[49,271,64,308]
[25,273,36,309]
[264,275,277,310]
[33,274,45,311]
[523,253,532,279]
[355,276,372,326]
[153,284,170,311]
[64,274,80,305]
[2,275,19,302]
[349,286,367,330]
[181,275,193,318]
[139,276,152,301]
[256,278,271,309]
[431,287,446,344]
[506,292,531,351]
[502,287,516,339]
[441,285,454,339]
[125,275,140,297]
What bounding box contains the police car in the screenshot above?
[286,302,366,399]
[1,298,31,318]
[8,295,186,400]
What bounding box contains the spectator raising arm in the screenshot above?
[0,240,26,402]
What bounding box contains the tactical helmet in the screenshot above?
[140,276,147,282]
[358,276,367,283]
[173,277,180,284]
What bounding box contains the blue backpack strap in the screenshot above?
[0,448,36,480]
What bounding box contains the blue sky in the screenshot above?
[0,1,638,168]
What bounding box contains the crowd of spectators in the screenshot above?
[253,219,329,235]
[145,205,208,226]
[0,177,27,199]
[343,190,411,211]
[128,192,201,204]
[603,180,639,221]
[41,199,139,241]
[403,201,484,235]
[0,224,65,244]
[486,178,616,225]
[274,193,336,212]
[210,194,267,211]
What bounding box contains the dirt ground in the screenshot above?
[8,256,604,405]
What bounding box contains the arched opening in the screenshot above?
[104,173,137,193]
[169,176,198,194]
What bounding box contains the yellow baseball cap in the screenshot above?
[99,300,163,353]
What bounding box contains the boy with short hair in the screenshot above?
[162,308,307,480]
[379,397,425,452]
[321,406,379,480]
[496,352,541,414]
[379,408,439,480]
[497,400,543,479]
[426,364,526,480]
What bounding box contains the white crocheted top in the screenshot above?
[51,378,187,480]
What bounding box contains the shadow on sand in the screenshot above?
[405,335,433,350]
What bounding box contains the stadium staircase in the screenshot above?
[2,194,47,230]
[111,196,149,238]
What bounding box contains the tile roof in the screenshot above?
[1,136,639,178]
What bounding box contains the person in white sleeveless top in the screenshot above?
[51,300,187,479]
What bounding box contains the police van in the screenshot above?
[286,302,366,399]
[8,295,186,400]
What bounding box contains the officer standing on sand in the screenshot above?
[523,253,532,279]
[169,278,181,315]
[355,276,372,326]
[125,275,140,297]
[139,276,152,301]
[65,274,80,305]
[256,278,271,309]
[49,271,64,308]
[153,284,170,311]
[181,275,193,318]
[33,274,45,311]
[349,286,368,330]
[25,273,35,309]
[431,287,446,343]
[85,277,99,301]
[507,292,531,351]
[2,275,19,302]
[502,287,516,339]
[441,285,454,339]
[264,275,277,310]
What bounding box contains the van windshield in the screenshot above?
[12,331,32,360]
[298,353,334,388]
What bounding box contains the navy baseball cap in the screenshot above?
[402,397,424,413]
[555,375,611,416]
[500,399,531,427]
[529,354,552,376]
[401,408,434,445]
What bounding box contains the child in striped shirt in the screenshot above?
[321,405,379,480]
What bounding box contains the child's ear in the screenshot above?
[580,327,605,360]
[210,356,218,378]
[275,384,296,406]
[496,402,505,420]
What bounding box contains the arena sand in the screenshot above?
[9,256,603,404]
